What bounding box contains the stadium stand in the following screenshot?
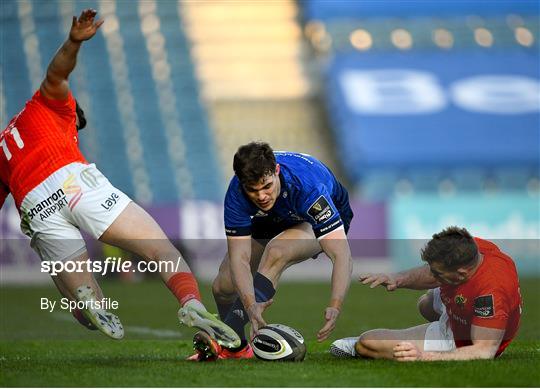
[2,0,538,203]
[300,0,540,199]
[180,1,342,180]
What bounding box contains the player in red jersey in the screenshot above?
[330,226,522,361]
[0,9,239,347]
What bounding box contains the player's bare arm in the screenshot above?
[317,227,353,342]
[359,265,439,291]
[40,9,104,100]
[227,235,271,335]
[394,325,505,361]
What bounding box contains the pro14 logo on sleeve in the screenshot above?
[308,195,334,223]
[474,295,495,318]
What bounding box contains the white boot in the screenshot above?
[330,336,360,358]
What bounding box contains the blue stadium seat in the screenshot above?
[156,0,223,200]
[73,0,136,196]
[361,171,400,200]
[323,50,539,197]
[300,0,539,198]
[494,168,536,191]
[302,0,539,21]
[115,6,178,203]
[449,169,486,192]
[407,169,444,192]
[1,1,32,121]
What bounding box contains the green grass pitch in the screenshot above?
[1,278,539,387]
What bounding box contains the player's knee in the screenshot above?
[211,276,225,298]
[260,244,287,271]
[418,293,439,322]
[356,334,378,358]
[417,293,430,315]
[212,276,234,302]
[354,339,368,357]
[358,333,376,350]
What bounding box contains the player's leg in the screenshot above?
[187,239,265,360]
[19,171,123,339]
[50,250,104,300]
[98,201,192,278]
[97,201,239,347]
[332,312,455,360]
[212,238,266,320]
[31,234,124,339]
[190,222,321,360]
[354,324,430,359]
[53,255,123,339]
[257,222,322,285]
[418,288,442,322]
[68,163,239,347]
[50,273,97,330]
[50,269,78,301]
[69,165,195,298]
[66,163,191,282]
[211,255,238,319]
[51,268,99,331]
[221,223,320,347]
[330,324,429,359]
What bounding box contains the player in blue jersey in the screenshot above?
[189,141,354,361]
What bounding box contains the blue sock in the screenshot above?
[224,272,275,347]
[216,302,234,320]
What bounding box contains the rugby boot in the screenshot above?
[76,285,124,340]
[218,343,254,359]
[178,305,240,348]
[186,331,221,362]
[330,336,360,358]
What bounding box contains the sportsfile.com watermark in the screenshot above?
[41,257,183,276]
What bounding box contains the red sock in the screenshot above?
[166,272,202,306]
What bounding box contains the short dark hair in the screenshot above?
[233,142,276,186]
[75,100,87,131]
[421,226,478,269]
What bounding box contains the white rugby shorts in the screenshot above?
[19,162,132,262]
[423,287,456,352]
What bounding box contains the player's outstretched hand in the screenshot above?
[70,9,104,43]
[317,307,340,342]
[359,272,399,291]
[393,342,422,362]
[247,299,273,339]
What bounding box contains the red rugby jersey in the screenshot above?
[440,238,522,357]
[0,90,87,209]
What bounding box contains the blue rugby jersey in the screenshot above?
[224,152,352,238]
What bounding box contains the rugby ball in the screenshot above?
[251,324,306,361]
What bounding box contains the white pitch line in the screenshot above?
[122,325,183,338]
[52,312,182,338]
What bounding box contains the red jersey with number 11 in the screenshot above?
[0,90,87,209]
